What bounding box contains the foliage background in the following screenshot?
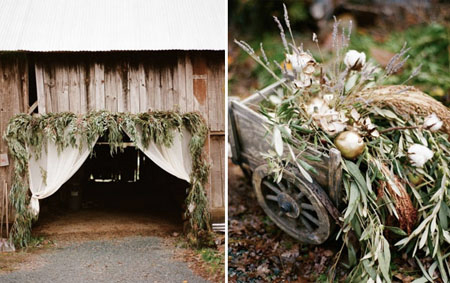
[228,0,450,106]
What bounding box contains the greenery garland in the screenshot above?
[236,6,450,281]
[4,110,212,248]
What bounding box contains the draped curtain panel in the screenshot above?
[132,127,193,183]
[27,128,192,216]
[28,136,98,216]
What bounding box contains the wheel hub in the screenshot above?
[277,193,300,218]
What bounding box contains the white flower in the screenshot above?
[323,94,334,104]
[408,144,434,167]
[306,98,329,115]
[293,76,313,89]
[269,95,282,105]
[328,121,347,134]
[286,52,315,72]
[423,113,443,132]
[344,50,366,70]
[285,52,316,78]
[286,52,316,89]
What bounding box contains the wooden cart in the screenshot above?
[228,81,343,244]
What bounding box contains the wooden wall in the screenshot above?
[0,54,29,225]
[1,51,225,222]
[33,51,226,221]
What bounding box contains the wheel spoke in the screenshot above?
[295,191,304,200]
[300,203,315,211]
[278,182,287,192]
[300,216,313,231]
[301,211,320,226]
[265,194,278,201]
[287,181,293,191]
[263,181,282,194]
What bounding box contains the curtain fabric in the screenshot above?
[132,127,192,183]
[27,128,192,216]
[28,136,97,216]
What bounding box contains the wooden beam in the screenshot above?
[27,101,38,114]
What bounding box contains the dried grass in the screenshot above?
[379,164,417,234]
[358,85,450,137]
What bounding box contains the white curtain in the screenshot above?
[26,127,192,217]
[28,136,97,216]
[132,127,192,183]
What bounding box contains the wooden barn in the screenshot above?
[0,0,225,238]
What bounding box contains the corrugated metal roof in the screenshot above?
[0,0,225,51]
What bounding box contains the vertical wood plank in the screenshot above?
[208,58,225,132]
[129,64,140,113]
[161,67,171,111]
[210,135,225,209]
[138,63,147,112]
[192,55,208,124]
[87,63,96,111]
[79,64,88,113]
[154,68,162,111]
[68,64,81,114]
[35,63,46,114]
[55,65,63,112]
[177,53,187,113]
[145,66,156,111]
[116,62,126,112]
[104,64,118,112]
[11,59,21,113]
[43,63,56,113]
[94,63,105,110]
[185,54,194,112]
[171,65,179,112]
[18,58,29,112]
[0,55,28,223]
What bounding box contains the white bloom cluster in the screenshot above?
[408,144,434,167]
[285,52,316,89]
[423,113,443,132]
[306,97,347,136]
[344,50,366,71]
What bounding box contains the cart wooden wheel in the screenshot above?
[252,164,332,244]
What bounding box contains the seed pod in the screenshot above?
[334,131,365,159]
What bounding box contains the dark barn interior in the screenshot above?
[34,135,189,239]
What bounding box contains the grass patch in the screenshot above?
[196,248,224,276]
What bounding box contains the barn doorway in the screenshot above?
[32,134,189,240]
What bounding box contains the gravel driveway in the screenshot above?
[0,236,209,283]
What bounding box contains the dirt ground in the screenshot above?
[33,209,181,242]
[0,207,224,282]
[228,159,343,282]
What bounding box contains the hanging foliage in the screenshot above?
[4,110,212,248]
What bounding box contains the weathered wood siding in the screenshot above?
[32,51,225,220]
[33,52,224,128]
[0,54,29,224]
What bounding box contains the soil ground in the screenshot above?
[228,160,341,282]
[0,203,223,282]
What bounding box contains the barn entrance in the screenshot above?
[32,135,189,240]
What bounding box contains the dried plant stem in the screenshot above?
[234,40,293,92]
[380,125,418,133]
[283,4,296,49]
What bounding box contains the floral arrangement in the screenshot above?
[236,5,450,282]
[5,110,212,248]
